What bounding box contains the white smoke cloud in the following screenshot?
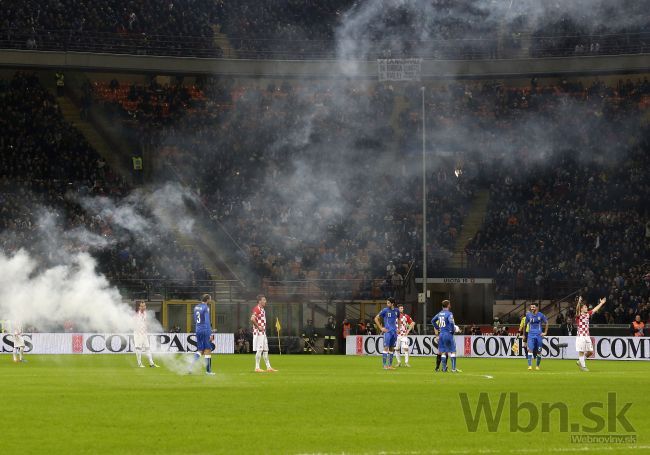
[0,249,133,332]
[0,182,200,333]
[79,182,199,243]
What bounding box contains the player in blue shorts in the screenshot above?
[374,297,399,370]
[525,303,548,371]
[431,300,461,373]
[192,294,215,375]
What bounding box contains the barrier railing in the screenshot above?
[2,28,650,60]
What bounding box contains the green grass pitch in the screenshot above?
[1,354,648,454]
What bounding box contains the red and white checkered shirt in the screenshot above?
[576,310,593,336]
[397,313,413,337]
[252,305,266,336]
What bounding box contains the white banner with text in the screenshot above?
[346,335,650,360]
[0,333,234,354]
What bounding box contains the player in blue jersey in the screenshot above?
[525,303,548,371]
[192,294,215,375]
[374,297,399,370]
[431,300,461,373]
[432,315,447,372]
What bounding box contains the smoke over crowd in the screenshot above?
[1,0,647,333]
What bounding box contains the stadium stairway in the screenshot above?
[55,82,251,300]
[448,189,490,269]
[55,95,133,182]
[212,25,237,58]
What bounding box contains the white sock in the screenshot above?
[579,353,586,368]
[263,351,271,369]
[19,347,23,361]
[13,349,17,361]
[395,349,401,364]
[135,349,142,366]
[255,350,261,369]
[146,349,154,366]
[405,351,410,364]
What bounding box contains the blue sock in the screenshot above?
[451,356,457,370]
[536,355,541,367]
[441,356,448,371]
[193,353,201,363]
[389,353,394,366]
[527,354,532,366]
[382,353,387,367]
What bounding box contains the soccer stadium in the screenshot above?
[1,1,649,453]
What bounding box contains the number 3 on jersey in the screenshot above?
[195,311,201,324]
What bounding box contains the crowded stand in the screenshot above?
[1,69,648,324]
[455,78,650,323]
[89,71,650,326]
[531,4,650,58]
[219,0,498,60]
[0,0,222,56]
[91,77,473,292]
[2,1,649,59]
[0,72,209,286]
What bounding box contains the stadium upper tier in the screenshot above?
[0,0,649,59]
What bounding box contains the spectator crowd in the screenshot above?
[0,72,210,292]
[1,0,649,59]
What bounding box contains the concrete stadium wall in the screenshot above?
[2,49,650,78]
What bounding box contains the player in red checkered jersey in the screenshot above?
[251,295,277,373]
[575,296,607,371]
[395,304,415,367]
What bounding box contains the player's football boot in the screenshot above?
[138,364,145,368]
[527,366,532,370]
[255,368,265,373]
[150,364,160,368]
[581,367,589,372]
[535,366,540,371]
[205,371,216,376]
[451,369,462,373]
[405,363,411,368]
[267,368,278,372]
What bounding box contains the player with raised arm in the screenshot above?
[11,321,26,363]
[395,304,415,367]
[374,297,399,370]
[525,303,548,371]
[192,294,215,375]
[575,296,606,372]
[134,301,159,368]
[251,295,277,373]
[431,300,460,373]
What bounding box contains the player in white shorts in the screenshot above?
[251,294,277,373]
[395,304,415,367]
[12,321,26,363]
[134,301,159,368]
[575,296,606,371]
